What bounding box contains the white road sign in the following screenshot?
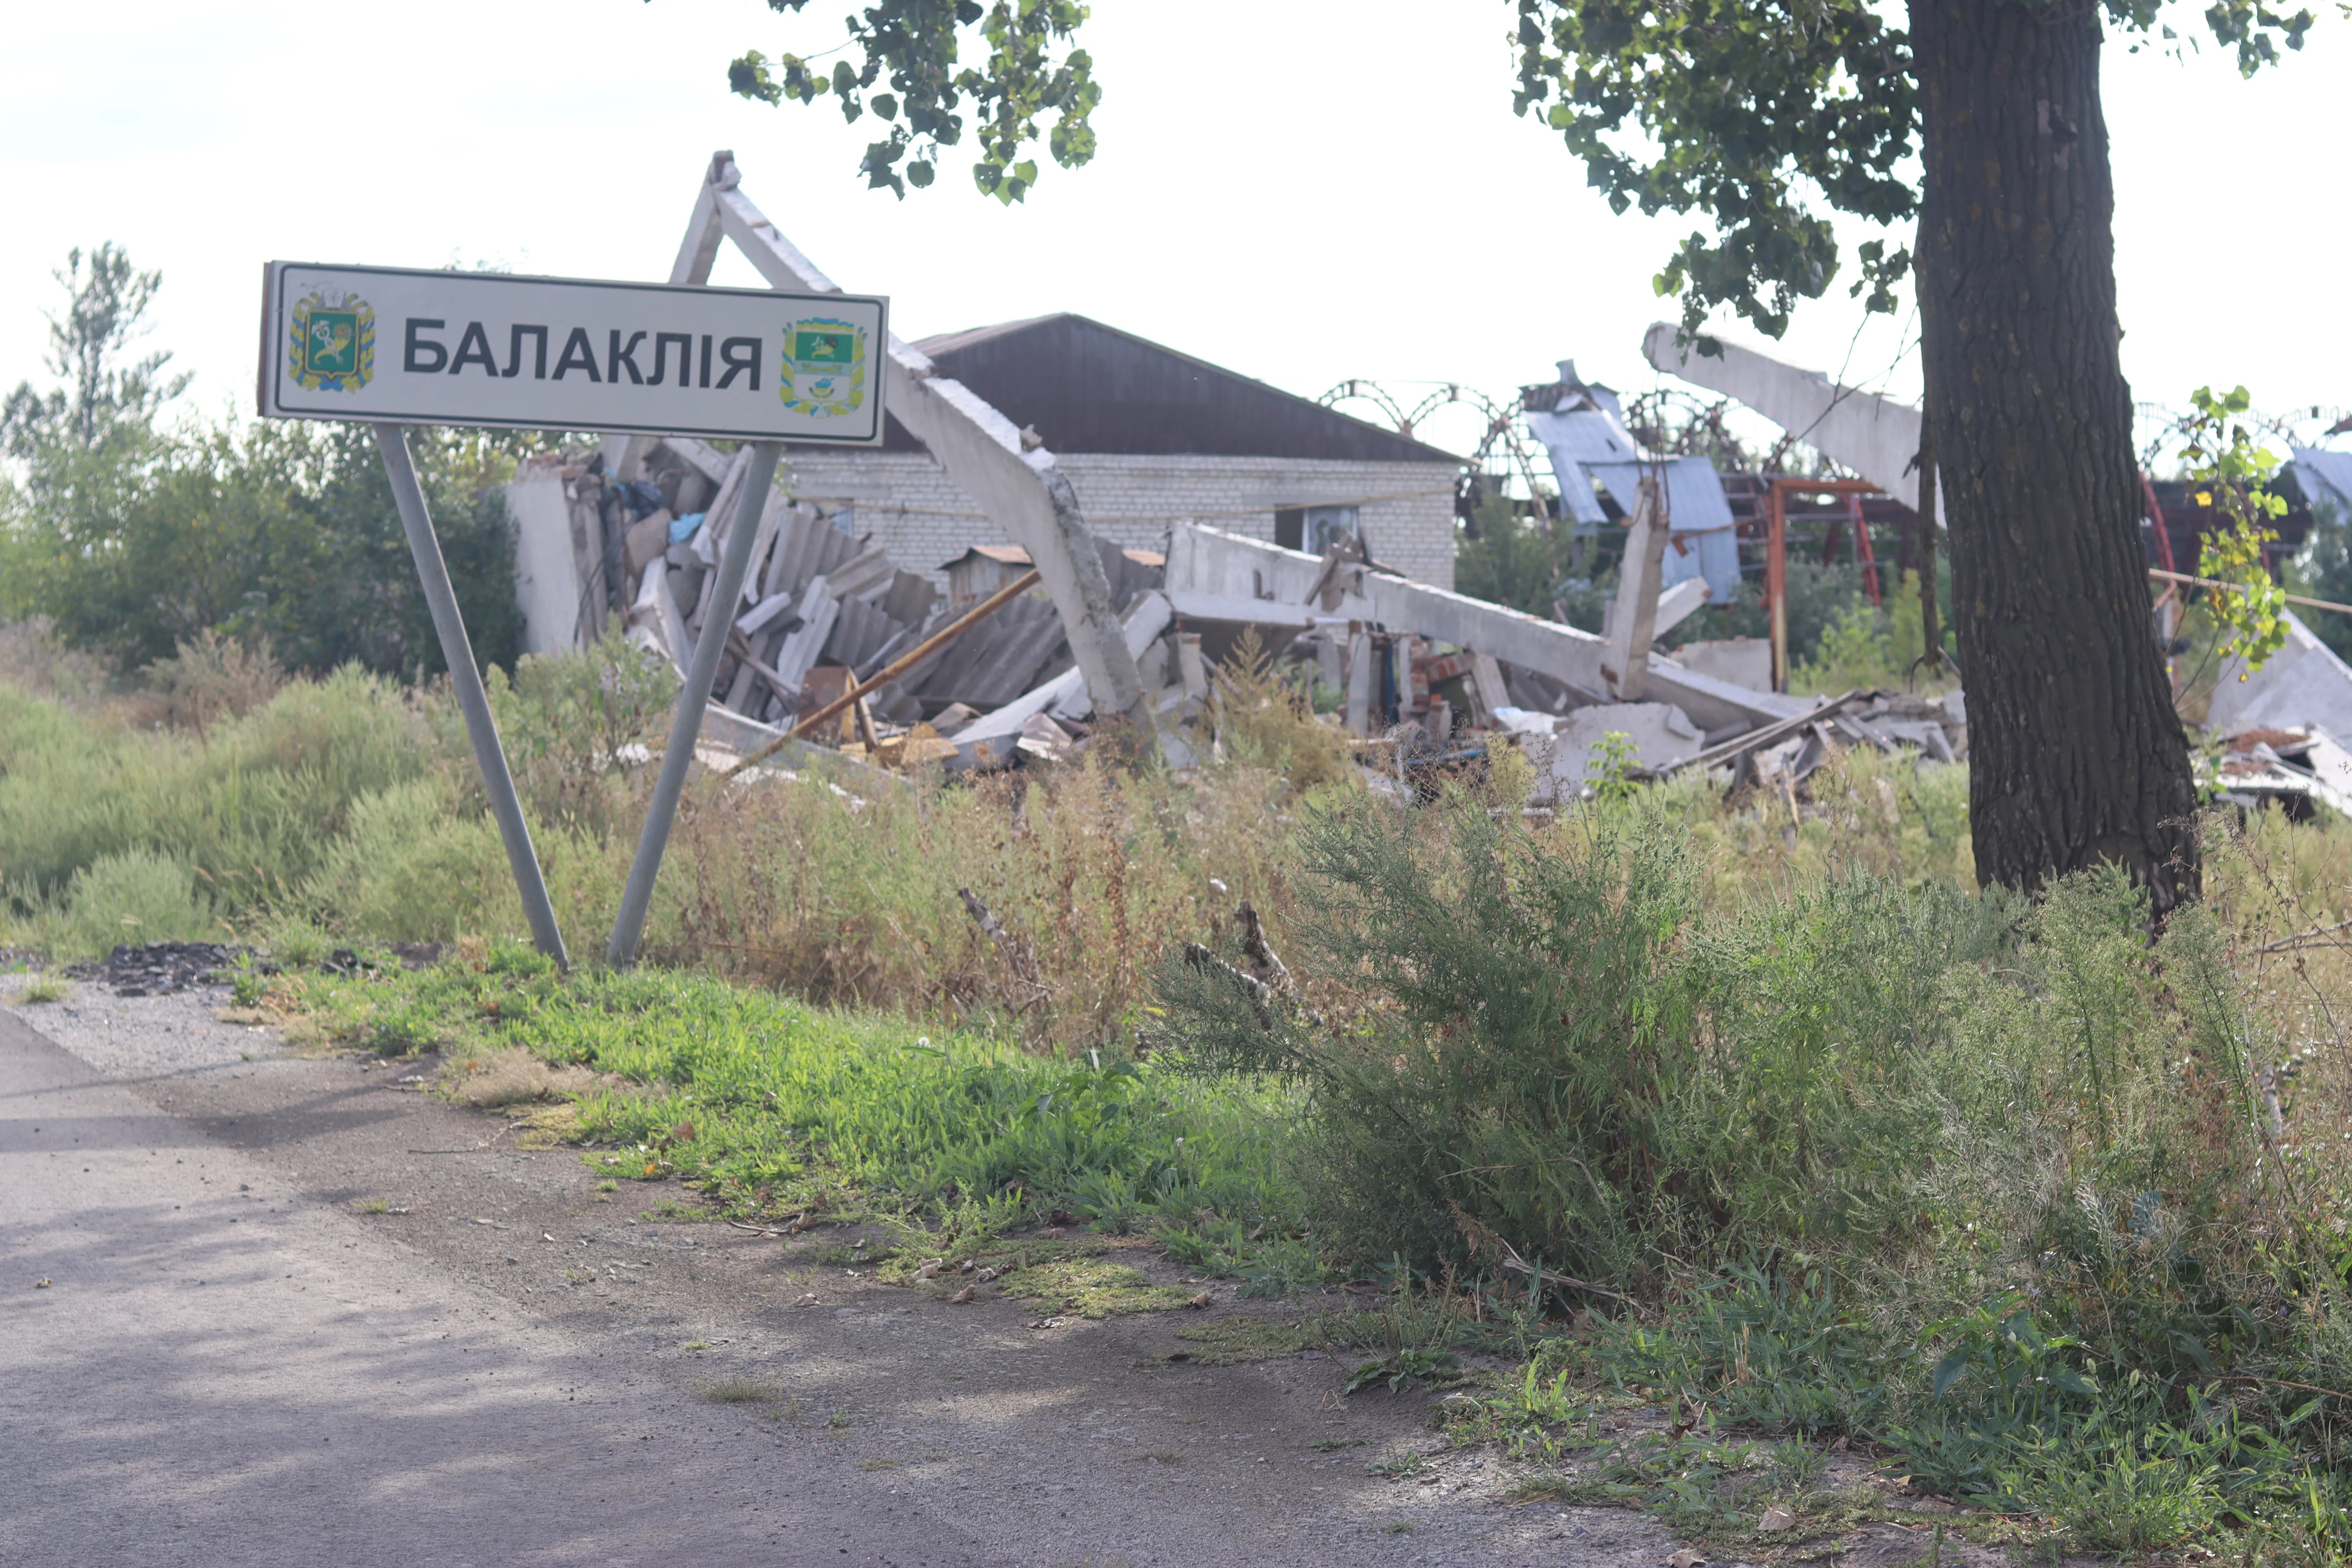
[258,262,888,444]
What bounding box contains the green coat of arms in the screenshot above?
[288,290,376,393]
[779,318,867,419]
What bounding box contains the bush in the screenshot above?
[0,661,429,922]
[38,848,217,958]
[300,778,513,942]
[1152,786,2317,1374]
[1155,795,2025,1283]
[1158,795,1694,1276]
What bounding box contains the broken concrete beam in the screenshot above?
[1666,637,1772,693]
[1535,702,1704,798]
[697,153,1153,750]
[1602,476,1668,701]
[1163,591,1318,636]
[1652,577,1711,641]
[1465,652,1506,730]
[949,591,1174,770]
[656,436,733,489]
[1641,322,1940,517]
[1345,628,1374,735]
[1166,522,1808,735]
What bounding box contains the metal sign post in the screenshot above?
[374,424,571,967]
[606,443,782,967]
[258,259,888,969]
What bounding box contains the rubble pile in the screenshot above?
[2212,727,2352,818]
[67,942,241,996]
[513,443,1976,795]
[517,440,1168,770]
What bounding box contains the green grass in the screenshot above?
[7,972,69,1004]
[993,1256,1199,1318]
[292,947,1302,1238]
[1433,1268,2352,1558]
[698,1380,779,1404]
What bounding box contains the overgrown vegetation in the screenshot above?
[15,557,2352,1558]
[1147,787,2352,1557]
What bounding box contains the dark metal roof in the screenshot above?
[882,313,1459,464]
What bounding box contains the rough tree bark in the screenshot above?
[1912,0,2200,910]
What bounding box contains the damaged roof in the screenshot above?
[882,312,1461,464]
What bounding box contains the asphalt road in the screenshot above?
[0,1008,976,1567]
[2,991,1695,1568]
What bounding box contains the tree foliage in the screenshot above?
[1504,0,2313,343]
[0,245,525,678]
[719,0,2311,338]
[3,242,189,458]
[727,0,1098,202]
[2178,385,2292,673]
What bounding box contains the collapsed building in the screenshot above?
[490,200,1968,799]
[1641,323,2352,810]
[486,151,2345,809]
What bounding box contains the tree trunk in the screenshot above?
[1911,0,2198,910]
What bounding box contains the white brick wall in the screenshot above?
[776,450,1458,592]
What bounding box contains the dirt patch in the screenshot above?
[992,1255,1204,1318]
[443,1045,606,1109]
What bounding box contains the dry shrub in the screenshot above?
[1654,743,1975,898]
[140,630,287,734]
[1209,627,1356,794]
[449,1045,604,1108]
[645,748,1313,1053]
[0,619,113,708]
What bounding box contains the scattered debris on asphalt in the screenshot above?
[66,941,242,996]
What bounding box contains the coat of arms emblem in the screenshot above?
[287,290,376,393]
[779,318,867,419]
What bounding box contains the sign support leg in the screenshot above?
[607,441,783,968]
[373,424,571,969]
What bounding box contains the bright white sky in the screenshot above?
[2,0,2343,465]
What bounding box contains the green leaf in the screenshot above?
[1931,1352,1970,1399]
[2045,1365,2098,1397]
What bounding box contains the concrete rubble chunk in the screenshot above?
[1668,637,1772,693]
[1532,702,1703,799]
[2209,611,2352,743]
[1642,321,1942,517]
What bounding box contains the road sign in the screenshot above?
[258,262,888,445]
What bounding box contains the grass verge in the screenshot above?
[283,944,1304,1250]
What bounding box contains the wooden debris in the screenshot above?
[726,568,1044,777]
[1235,901,1296,999]
[957,887,1048,1010]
